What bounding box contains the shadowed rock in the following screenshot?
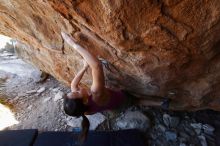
[0,0,220,110]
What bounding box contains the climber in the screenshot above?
[61,32,170,142]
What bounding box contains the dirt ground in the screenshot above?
[0,51,70,131]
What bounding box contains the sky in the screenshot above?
[0,34,11,49]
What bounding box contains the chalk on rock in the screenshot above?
[54,91,64,101]
[66,113,106,130]
[115,111,150,131]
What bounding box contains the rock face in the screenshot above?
[1,0,220,110]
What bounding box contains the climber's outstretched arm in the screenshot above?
[61,32,105,98]
[71,61,89,92]
[61,32,100,68]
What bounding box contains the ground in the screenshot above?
[0,50,219,146]
[0,51,69,131]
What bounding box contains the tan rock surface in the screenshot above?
[1,0,220,110]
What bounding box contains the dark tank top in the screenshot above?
[87,89,126,113]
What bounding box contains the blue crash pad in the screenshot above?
[33,132,76,146]
[84,129,146,146]
[33,129,146,146]
[0,129,38,146]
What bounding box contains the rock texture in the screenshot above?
[1,0,220,110]
[115,111,150,131]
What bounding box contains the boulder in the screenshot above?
[0,0,220,110]
[115,111,150,131]
[66,113,106,130]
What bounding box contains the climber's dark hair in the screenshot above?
[63,94,90,142]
